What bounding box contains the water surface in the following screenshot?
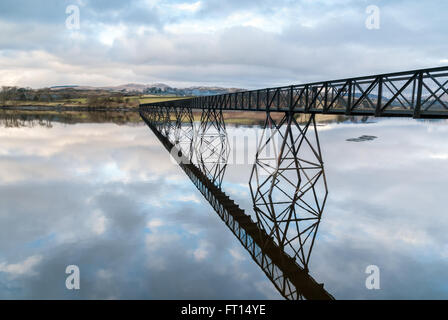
[0,111,447,299]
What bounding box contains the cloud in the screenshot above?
[192,240,210,261]
[177,194,201,203]
[90,210,107,235]
[0,1,447,88]
[0,255,43,277]
[229,248,246,261]
[146,218,164,230]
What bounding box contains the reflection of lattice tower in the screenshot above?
[195,109,230,187]
[161,107,177,143]
[149,108,158,123]
[151,107,165,131]
[141,109,155,124]
[249,113,328,271]
[144,107,174,138]
[151,107,159,127]
[172,107,195,161]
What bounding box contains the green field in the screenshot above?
[138,95,191,104]
[1,95,192,109]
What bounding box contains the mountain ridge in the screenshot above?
[50,83,245,96]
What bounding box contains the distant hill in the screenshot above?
[50,83,245,96]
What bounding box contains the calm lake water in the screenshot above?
[0,111,447,299]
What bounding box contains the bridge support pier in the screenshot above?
[141,107,229,186]
[249,112,328,271]
[195,109,229,187]
[171,107,195,162]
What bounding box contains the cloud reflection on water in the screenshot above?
[0,115,448,299]
[223,118,448,299]
[0,120,280,299]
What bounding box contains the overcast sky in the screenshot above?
[1,0,447,88]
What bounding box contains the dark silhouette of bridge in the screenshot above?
[140,66,448,118]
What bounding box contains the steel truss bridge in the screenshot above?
[141,66,448,118]
[139,66,448,300]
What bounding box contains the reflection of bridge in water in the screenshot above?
[140,107,333,300]
[139,66,448,300]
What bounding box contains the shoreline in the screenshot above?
[0,105,138,112]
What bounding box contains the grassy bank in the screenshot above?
[1,95,191,109]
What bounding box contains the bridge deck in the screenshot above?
[140,66,448,118]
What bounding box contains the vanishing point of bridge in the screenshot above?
[139,66,448,300]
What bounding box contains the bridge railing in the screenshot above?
[140,66,448,118]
